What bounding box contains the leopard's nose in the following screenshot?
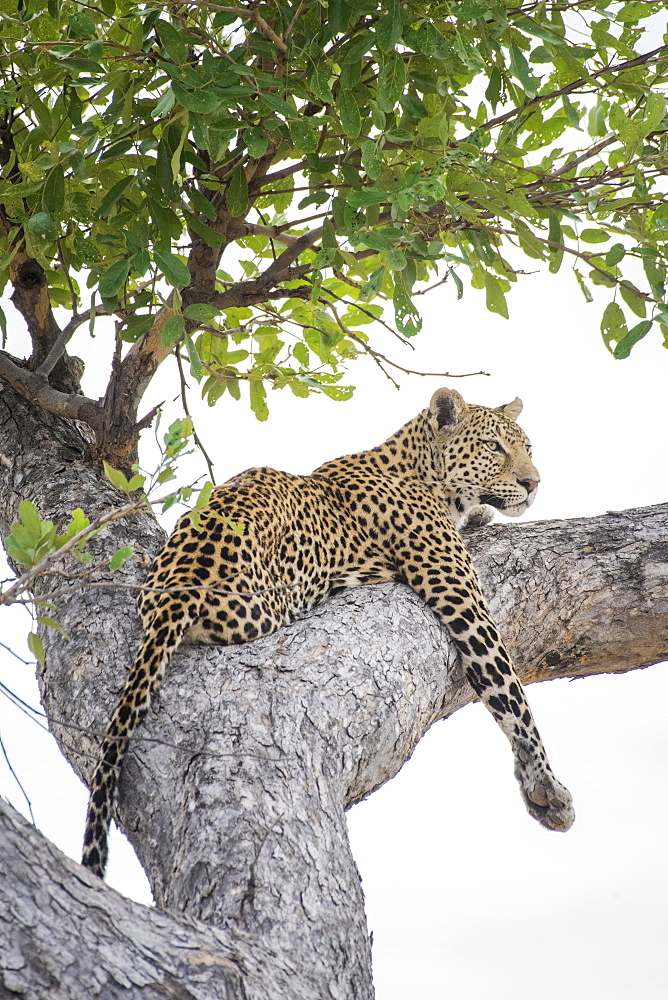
[519,478,539,494]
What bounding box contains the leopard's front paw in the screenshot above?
[459,504,494,531]
[514,743,574,832]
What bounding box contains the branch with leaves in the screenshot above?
[0,1,666,468]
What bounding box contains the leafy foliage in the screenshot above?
[0,0,667,420]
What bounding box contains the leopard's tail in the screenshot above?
[81,609,194,878]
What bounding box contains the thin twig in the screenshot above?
[35,306,108,377]
[175,352,216,483]
[323,301,489,382]
[0,733,35,824]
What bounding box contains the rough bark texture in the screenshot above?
[1,378,666,1000]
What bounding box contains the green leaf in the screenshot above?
[600,301,627,351]
[18,501,42,537]
[195,480,214,508]
[249,380,269,421]
[154,250,191,286]
[185,332,203,379]
[514,220,545,260]
[393,272,421,337]
[27,212,58,241]
[245,127,269,158]
[37,616,70,639]
[261,93,299,119]
[310,64,334,103]
[188,186,216,221]
[103,461,131,492]
[172,82,221,114]
[383,248,407,271]
[153,87,175,119]
[574,270,593,304]
[65,508,90,537]
[548,213,563,274]
[98,175,134,218]
[348,189,388,208]
[609,102,642,151]
[580,229,609,244]
[288,118,318,152]
[605,244,626,266]
[377,0,402,52]
[28,632,45,665]
[156,19,187,63]
[322,216,337,250]
[43,164,65,215]
[509,45,536,98]
[613,320,652,359]
[183,303,221,322]
[161,314,185,347]
[485,273,508,319]
[449,267,464,300]
[98,258,131,298]
[616,1,651,22]
[293,342,309,366]
[377,54,406,112]
[361,139,382,180]
[226,165,249,218]
[109,546,134,571]
[619,282,647,318]
[360,266,385,302]
[183,210,225,249]
[337,90,361,139]
[121,314,155,343]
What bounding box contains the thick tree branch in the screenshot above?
[0,797,302,1000]
[0,351,102,432]
[7,250,84,394]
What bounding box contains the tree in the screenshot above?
[1,2,667,997]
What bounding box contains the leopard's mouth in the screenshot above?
[479,492,506,510]
[479,491,535,516]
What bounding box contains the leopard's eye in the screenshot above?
[485,440,505,454]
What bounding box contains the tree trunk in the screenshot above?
[1,379,666,1000]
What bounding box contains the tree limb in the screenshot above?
[0,350,102,432]
[0,796,302,1000]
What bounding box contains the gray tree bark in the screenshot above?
[1,378,666,1000]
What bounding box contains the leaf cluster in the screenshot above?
[0,0,666,422]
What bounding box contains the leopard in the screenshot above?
[82,387,574,878]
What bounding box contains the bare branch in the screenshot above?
[36,305,109,378]
[0,350,102,431]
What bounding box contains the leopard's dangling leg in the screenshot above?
[396,516,574,833]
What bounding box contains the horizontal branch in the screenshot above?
[0,350,102,431]
[479,44,668,134]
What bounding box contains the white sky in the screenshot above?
[1,253,667,1000]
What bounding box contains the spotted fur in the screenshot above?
[82,388,574,877]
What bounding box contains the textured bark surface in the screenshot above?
[1,378,667,1000]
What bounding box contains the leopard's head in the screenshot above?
[428,388,540,519]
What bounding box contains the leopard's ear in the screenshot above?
[497,397,523,421]
[429,388,469,431]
